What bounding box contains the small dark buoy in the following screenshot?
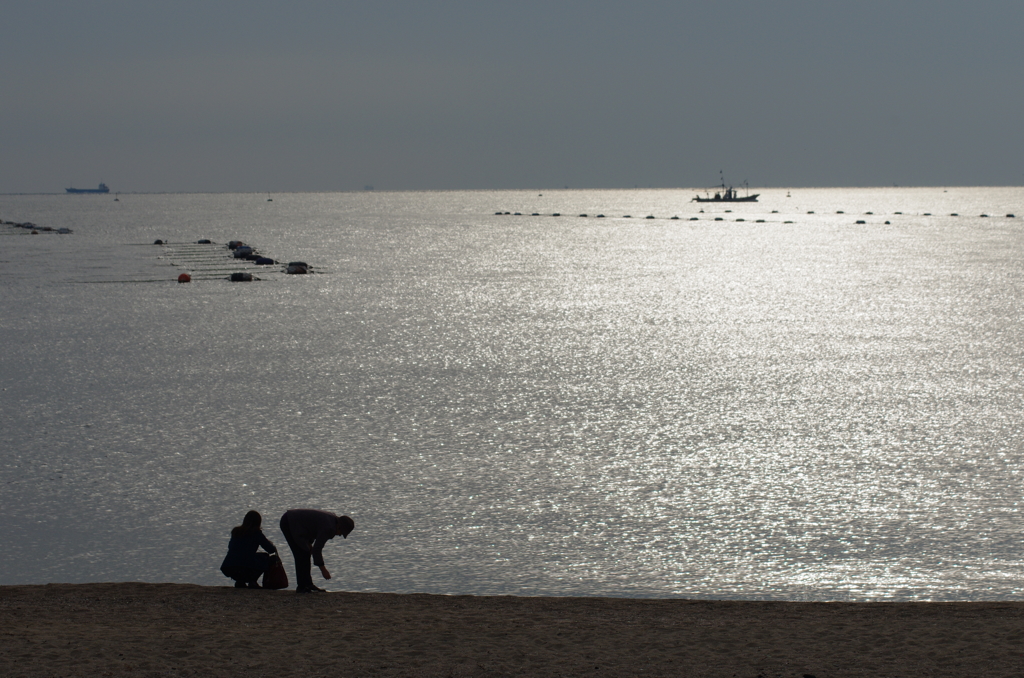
[154,239,164,245]
[837,210,844,214]
[736,218,745,222]
[286,261,309,275]
[177,273,191,283]
[950,213,959,217]
[579,214,588,217]
[623,215,631,218]
[646,215,655,219]
[229,272,253,282]
[552,213,561,217]
[531,213,540,216]
[981,214,989,218]
[255,257,275,265]
[756,219,765,223]
[1008,214,1016,218]
[689,217,698,221]
[596,214,605,218]
[856,220,866,224]
[671,216,679,220]
[714,217,723,221]
[197,239,212,244]
[885,221,890,224]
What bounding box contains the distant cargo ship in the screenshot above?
[66,183,110,194]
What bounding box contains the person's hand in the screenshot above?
[319,565,331,580]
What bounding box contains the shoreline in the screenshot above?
[3,583,1023,677]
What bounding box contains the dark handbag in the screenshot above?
[262,554,289,590]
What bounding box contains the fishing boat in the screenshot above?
[66,183,110,194]
[692,175,758,202]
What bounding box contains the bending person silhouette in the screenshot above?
[279,509,354,593]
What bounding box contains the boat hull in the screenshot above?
[66,183,110,194]
[693,194,759,202]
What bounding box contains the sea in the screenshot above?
[1,186,1023,601]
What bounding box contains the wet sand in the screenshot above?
[2,583,1023,677]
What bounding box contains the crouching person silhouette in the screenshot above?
[279,509,354,593]
[220,510,278,589]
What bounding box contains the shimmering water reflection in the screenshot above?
[1,187,1022,600]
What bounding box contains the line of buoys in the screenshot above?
[4,220,73,234]
[161,239,314,283]
[494,209,1020,223]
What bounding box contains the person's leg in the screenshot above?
[280,514,314,591]
[251,552,271,588]
[221,566,247,588]
[293,549,313,590]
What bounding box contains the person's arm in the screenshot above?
[257,532,276,554]
[312,538,332,579]
[311,535,329,567]
[311,516,335,578]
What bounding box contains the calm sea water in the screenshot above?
[1,187,1023,600]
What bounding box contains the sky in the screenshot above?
[3,1,1023,193]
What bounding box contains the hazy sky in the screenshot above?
[4,1,1022,193]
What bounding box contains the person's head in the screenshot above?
[232,510,263,537]
[336,515,354,538]
[242,510,262,531]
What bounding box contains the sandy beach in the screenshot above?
[2,583,1023,677]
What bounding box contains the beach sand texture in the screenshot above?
[2,583,1023,677]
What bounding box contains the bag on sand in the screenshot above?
[263,554,288,590]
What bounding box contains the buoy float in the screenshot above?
[154,239,164,245]
[229,272,253,282]
[177,273,191,283]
